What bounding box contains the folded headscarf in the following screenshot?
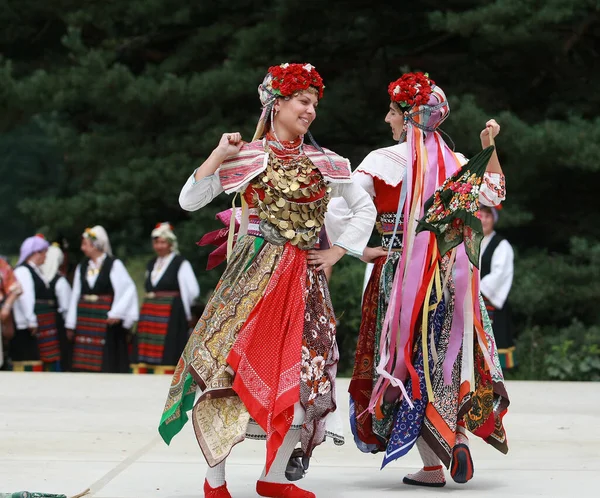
[151,222,178,253]
[83,226,112,256]
[17,235,49,266]
[40,244,64,281]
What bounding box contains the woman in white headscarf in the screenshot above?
[132,222,199,374]
[40,243,72,371]
[65,225,139,373]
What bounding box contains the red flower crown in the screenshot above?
[268,63,325,99]
[388,72,435,109]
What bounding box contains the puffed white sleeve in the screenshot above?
[325,171,375,249]
[179,170,224,211]
[177,260,200,321]
[457,153,506,207]
[108,259,139,329]
[480,240,514,309]
[479,172,506,207]
[327,180,376,257]
[65,265,82,330]
[54,276,72,321]
[13,267,37,329]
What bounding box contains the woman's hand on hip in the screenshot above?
[307,246,347,271]
[361,246,388,263]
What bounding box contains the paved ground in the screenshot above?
[1,373,598,497]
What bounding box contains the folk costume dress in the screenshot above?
[66,254,139,373]
[134,252,200,373]
[480,231,515,369]
[330,82,510,472]
[41,244,73,372]
[13,262,61,371]
[158,135,376,473]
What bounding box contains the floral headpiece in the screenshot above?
[84,227,97,240]
[388,72,435,110]
[264,63,324,101]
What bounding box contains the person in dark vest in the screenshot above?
[66,225,139,373]
[12,235,61,371]
[40,243,73,371]
[133,222,199,374]
[479,206,516,369]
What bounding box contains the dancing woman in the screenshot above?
[158,63,376,498]
[329,72,509,488]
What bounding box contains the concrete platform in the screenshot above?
[1,373,598,497]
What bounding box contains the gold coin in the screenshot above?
[290,213,301,223]
[290,181,300,191]
[276,198,286,208]
[263,194,273,204]
[302,233,311,241]
[284,229,296,239]
[281,210,290,220]
[279,220,289,229]
[305,219,316,228]
[270,204,279,212]
[259,211,267,219]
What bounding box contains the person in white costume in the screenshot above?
[66,225,138,373]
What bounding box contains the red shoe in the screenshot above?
[451,443,474,483]
[256,480,316,498]
[204,478,232,498]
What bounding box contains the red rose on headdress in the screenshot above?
[388,72,435,109]
[268,63,325,99]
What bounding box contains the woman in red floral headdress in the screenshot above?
[327,72,510,488]
[158,63,376,498]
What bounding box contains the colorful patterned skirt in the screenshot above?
[136,291,182,366]
[350,256,510,468]
[34,300,61,366]
[159,235,339,471]
[11,300,61,371]
[72,294,128,373]
[349,252,400,452]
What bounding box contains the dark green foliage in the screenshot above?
[1,0,598,377]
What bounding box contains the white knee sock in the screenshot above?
[416,437,441,467]
[206,459,227,488]
[260,428,301,484]
[456,423,469,446]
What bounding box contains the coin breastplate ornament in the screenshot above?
[250,151,331,250]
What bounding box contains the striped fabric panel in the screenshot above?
[34,301,61,364]
[219,141,352,193]
[137,296,174,364]
[72,296,112,372]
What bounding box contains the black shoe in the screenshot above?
[285,448,307,481]
[451,443,474,483]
